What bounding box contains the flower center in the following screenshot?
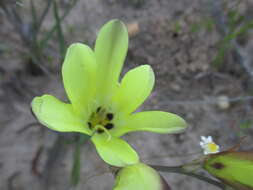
[87,106,115,134]
[206,143,219,153]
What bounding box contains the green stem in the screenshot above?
[36,0,53,35]
[151,165,226,190]
[40,0,79,49]
[53,0,66,60]
[70,134,90,186]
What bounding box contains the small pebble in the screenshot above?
[217,95,230,110]
[127,21,140,37]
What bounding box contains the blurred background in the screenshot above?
[0,0,253,189]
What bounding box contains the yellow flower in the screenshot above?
[31,20,187,167]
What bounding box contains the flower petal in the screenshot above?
[62,43,97,115]
[113,65,154,114]
[31,95,91,135]
[91,135,139,167]
[113,111,187,136]
[94,19,128,104]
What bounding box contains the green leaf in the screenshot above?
[30,0,38,31]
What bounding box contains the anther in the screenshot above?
[106,113,114,120]
[88,122,92,129]
[105,123,114,130]
[97,129,104,134]
[96,107,102,113]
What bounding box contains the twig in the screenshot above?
[40,0,80,49]
[53,0,66,60]
[28,50,53,77]
[16,122,41,134]
[42,134,67,186]
[151,165,226,189]
[35,0,53,35]
[0,3,53,76]
[83,170,110,186]
[31,146,43,177]
[0,4,27,43]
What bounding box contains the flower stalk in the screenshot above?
[151,164,227,190]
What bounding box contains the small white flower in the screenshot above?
[200,136,220,155]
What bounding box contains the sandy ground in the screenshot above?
[0,0,253,189]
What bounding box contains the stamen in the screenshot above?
[97,129,104,133]
[105,123,114,130]
[88,122,92,129]
[106,113,114,120]
[103,129,112,141]
[96,107,102,113]
[93,125,112,141]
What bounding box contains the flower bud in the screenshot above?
[113,163,171,190]
[203,151,253,190]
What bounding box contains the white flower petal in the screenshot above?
[201,136,206,141]
[207,136,212,142]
